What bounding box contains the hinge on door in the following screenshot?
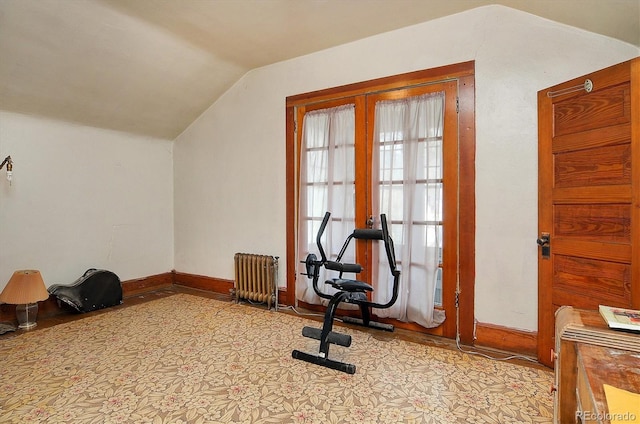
[455,291,460,308]
[456,97,460,113]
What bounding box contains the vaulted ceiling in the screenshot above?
[1,0,639,140]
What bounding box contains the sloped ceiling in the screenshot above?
[1,0,639,140]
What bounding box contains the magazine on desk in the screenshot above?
[599,305,640,333]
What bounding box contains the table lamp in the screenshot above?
[0,270,49,329]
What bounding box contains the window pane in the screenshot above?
[426,183,442,222]
[434,268,443,306]
[306,150,327,182]
[306,185,327,218]
[427,139,442,180]
[332,144,355,182]
[378,143,404,181]
[379,184,404,219]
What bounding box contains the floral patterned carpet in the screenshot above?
[0,294,553,423]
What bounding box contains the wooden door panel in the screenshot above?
[554,144,631,187]
[552,238,630,263]
[538,58,639,367]
[553,83,630,136]
[553,255,632,308]
[554,204,630,243]
[553,124,631,152]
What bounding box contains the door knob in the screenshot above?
[537,234,550,246]
[537,233,550,258]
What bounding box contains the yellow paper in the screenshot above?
[603,384,640,424]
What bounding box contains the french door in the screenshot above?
[285,62,476,340]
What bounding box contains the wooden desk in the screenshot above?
[554,307,640,423]
[575,344,640,423]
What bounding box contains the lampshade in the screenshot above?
[0,270,49,305]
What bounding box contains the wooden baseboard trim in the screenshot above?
[122,272,174,297]
[474,321,537,357]
[0,302,20,323]
[276,289,288,305]
[173,271,234,295]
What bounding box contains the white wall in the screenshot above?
[0,111,174,290]
[174,5,639,331]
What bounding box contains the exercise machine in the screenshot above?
[292,211,400,373]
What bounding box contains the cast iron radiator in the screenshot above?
[233,253,278,310]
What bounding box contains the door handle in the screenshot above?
[537,233,550,259]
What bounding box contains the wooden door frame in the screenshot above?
[537,85,554,366]
[284,61,476,343]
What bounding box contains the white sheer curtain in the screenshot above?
[296,104,355,305]
[371,92,446,328]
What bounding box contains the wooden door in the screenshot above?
[365,81,460,337]
[537,58,640,367]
